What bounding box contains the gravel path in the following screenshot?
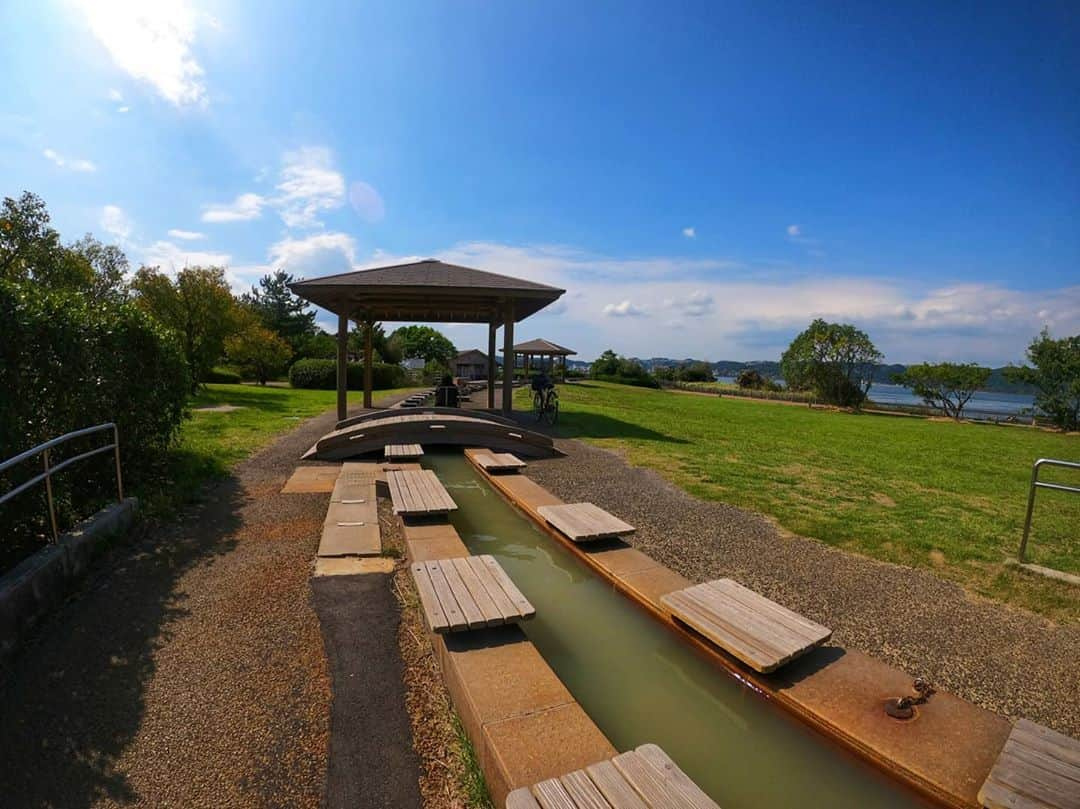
[526,437,1080,738]
[0,397,419,808]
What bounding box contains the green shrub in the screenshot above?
[0,279,189,571]
[205,366,242,384]
[288,358,406,390]
[593,373,661,389]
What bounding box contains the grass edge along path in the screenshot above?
[147,383,420,514]
[526,382,1079,621]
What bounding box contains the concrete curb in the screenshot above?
[1,497,139,662]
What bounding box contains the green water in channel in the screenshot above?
[427,453,928,809]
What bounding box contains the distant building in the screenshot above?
[453,349,488,380]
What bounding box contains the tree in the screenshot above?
[893,363,991,419]
[1005,329,1080,430]
[387,325,456,365]
[226,323,293,385]
[1,192,128,299]
[241,270,316,349]
[295,329,338,360]
[131,265,241,391]
[736,368,767,389]
[677,361,713,383]
[780,319,883,407]
[349,322,403,364]
[591,350,620,377]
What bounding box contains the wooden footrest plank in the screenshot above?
[474,451,527,473]
[506,744,717,809]
[537,502,635,542]
[410,555,534,633]
[978,719,1080,809]
[385,443,424,460]
[661,579,831,673]
[387,469,458,516]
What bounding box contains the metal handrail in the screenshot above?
[0,423,123,542]
[1019,457,1080,563]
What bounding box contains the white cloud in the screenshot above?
[201,192,265,223]
[275,147,347,228]
[349,180,385,223]
[74,0,213,107]
[787,224,801,237]
[142,240,230,271]
[167,228,205,240]
[43,148,96,172]
[100,205,132,240]
[108,88,123,102]
[201,146,356,229]
[603,300,647,318]
[682,227,695,239]
[355,241,1078,364]
[118,106,130,113]
[269,232,357,276]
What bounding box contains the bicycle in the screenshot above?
[532,384,559,425]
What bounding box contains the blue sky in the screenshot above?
[2,1,1077,364]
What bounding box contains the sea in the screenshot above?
[714,377,1035,418]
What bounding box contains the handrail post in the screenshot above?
[43,447,59,543]
[1019,460,1042,563]
[113,424,124,502]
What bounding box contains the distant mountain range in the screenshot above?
[566,357,1035,394]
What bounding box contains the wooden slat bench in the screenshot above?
[410,555,535,632]
[473,451,526,473]
[506,743,719,809]
[978,719,1080,809]
[386,469,458,516]
[385,443,424,460]
[661,579,831,673]
[537,502,635,542]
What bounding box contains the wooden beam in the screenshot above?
[487,322,496,409]
[363,319,373,408]
[502,303,515,413]
[336,313,348,421]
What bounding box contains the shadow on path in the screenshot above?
[0,478,243,807]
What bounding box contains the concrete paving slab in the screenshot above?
[314,558,395,577]
[281,465,341,493]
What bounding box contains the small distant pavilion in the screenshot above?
[288,260,565,419]
[503,338,577,380]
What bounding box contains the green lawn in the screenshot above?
[525,382,1079,620]
[145,383,419,511]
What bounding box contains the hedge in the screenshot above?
[0,280,190,572]
[288,358,406,390]
[593,373,661,389]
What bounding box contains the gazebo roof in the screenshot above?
[288,259,564,323]
[504,338,577,356]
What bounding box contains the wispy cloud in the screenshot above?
[43,148,96,172]
[202,146,356,229]
[682,226,696,239]
[786,224,801,237]
[167,228,205,240]
[74,0,214,107]
[269,232,357,275]
[201,192,265,223]
[100,204,132,240]
[275,147,347,228]
[142,240,231,271]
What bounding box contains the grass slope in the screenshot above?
[153,384,417,509]
[530,382,1079,619]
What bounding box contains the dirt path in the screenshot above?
[525,437,1080,738]
[0,401,420,808]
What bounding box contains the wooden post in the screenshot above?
[487,322,496,409]
[363,320,374,409]
[502,304,514,414]
[336,313,348,421]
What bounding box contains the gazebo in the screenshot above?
[503,338,577,380]
[288,260,565,419]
